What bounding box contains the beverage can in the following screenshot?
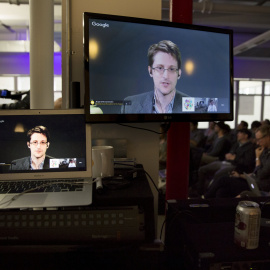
[234,200,261,249]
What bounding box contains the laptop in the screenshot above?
[244,173,261,197]
[0,109,93,209]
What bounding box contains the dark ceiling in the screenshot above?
[163,0,270,60]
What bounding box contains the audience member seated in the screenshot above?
[189,121,206,185]
[189,122,231,190]
[203,121,217,151]
[190,121,205,148]
[204,124,270,198]
[194,128,255,195]
[261,119,270,126]
[200,121,231,165]
[230,120,248,145]
[250,120,262,144]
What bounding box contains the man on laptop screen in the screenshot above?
[0,109,92,209]
[10,125,52,170]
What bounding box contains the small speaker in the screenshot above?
[70,81,81,108]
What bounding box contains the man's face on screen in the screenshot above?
[149,51,181,97]
[27,133,49,159]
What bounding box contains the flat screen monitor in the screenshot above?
[83,12,233,123]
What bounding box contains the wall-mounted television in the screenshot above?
[83,12,233,123]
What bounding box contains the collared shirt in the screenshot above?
[30,157,45,170]
[152,93,175,113]
[208,104,217,112]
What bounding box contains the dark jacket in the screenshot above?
[121,90,188,113]
[230,141,256,174]
[206,135,231,161]
[256,148,270,192]
[10,156,51,170]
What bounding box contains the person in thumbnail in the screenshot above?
[207,99,217,112]
[10,126,52,170]
[121,40,188,113]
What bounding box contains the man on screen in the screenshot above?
[10,126,52,170]
[207,99,217,112]
[121,40,188,114]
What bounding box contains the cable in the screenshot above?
[159,200,169,244]
[116,121,171,241]
[113,163,161,195]
[143,169,161,195]
[113,165,168,243]
[159,207,204,245]
[117,122,171,135]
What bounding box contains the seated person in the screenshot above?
[261,119,270,126]
[250,120,262,144]
[189,122,230,191]
[190,121,205,148]
[200,121,231,165]
[10,126,52,170]
[195,128,255,195]
[204,124,270,198]
[230,120,248,145]
[204,121,217,151]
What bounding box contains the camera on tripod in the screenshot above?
[0,89,30,109]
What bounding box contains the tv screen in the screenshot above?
[83,12,233,123]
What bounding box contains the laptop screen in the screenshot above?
[0,109,92,180]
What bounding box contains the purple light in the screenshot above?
[0,52,62,75]
[54,52,62,75]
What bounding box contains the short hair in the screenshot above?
[251,120,261,130]
[27,126,50,143]
[191,121,198,127]
[238,128,252,139]
[216,121,231,134]
[148,40,182,69]
[262,119,270,125]
[256,124,270,137]
[240,120,248,129]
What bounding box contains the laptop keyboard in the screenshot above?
[0,179,84,194]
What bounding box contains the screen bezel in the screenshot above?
[83,12,234,123]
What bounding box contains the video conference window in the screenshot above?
[86,16,232,116]
[0,114,86,173]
